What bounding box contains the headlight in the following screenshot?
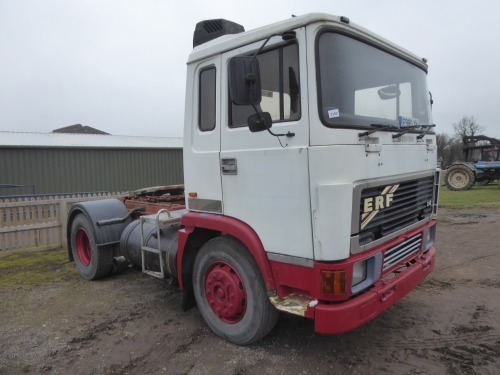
[351,252,383,294]
[352,260,367,287]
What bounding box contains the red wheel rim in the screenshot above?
[75,228,92,266]
[205,261,247,323]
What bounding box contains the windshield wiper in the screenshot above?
[391,124,436,139]
[358,123,399,138]
[416,124,436,139]
[392,124,429,139]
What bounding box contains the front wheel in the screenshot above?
[70,214,113,280]
[192,236,279,345]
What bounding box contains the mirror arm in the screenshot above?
[248,33,280,66]
[266,128,295,138]
[246,30,297,139]
[247,30,295,67]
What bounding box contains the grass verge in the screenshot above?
[439,184,500,209]
[0,249,74,288]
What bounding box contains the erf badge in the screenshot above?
[361,185,399,229]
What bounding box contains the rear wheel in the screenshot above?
[70,214,113,280]
[445,165,475,191]
[192,236,279,345]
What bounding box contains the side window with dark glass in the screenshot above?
[229,43,300,128]
[199,67,216,131]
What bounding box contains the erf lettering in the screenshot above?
[363,193,394,213]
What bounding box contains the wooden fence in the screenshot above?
[0,193,119,254]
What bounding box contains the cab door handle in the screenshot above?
[221,158,237,175]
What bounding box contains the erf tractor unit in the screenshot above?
[67,14,439,345]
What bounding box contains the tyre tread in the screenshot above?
[70,214,113,280]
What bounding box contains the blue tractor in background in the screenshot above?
[444,135,500,190]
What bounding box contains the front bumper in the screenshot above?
[313,247,435,334]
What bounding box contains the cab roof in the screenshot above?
[187,13,427,70]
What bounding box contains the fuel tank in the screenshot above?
[119,220,179,277]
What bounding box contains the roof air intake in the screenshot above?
[193,19,245,48]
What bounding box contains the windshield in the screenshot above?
[317,32,432,129]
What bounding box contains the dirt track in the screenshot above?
[1,207,500,375]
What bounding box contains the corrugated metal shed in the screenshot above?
[0,132,184,196]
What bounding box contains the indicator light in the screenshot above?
[321,270,347,296]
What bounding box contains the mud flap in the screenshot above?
[181,289,196,311]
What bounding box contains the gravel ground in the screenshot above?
[1,207,499,375]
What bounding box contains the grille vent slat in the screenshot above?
[383,234,422,271]
[359,176,434,245]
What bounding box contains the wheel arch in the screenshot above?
[447,162,476,171]
[177,212,276,293]
[67,199,131,261]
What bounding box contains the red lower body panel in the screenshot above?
[313,247,435,334]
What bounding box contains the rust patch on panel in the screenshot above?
[119,185,186,216]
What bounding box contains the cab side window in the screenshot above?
[229,43,300,128]
[199,67,216,131]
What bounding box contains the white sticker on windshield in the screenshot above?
[328,109,340,118]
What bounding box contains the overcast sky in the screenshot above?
[1,0,499,138]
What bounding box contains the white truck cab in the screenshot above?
[180,14,438,342]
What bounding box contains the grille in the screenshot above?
[383,233,422,271]
[358,176,434,245]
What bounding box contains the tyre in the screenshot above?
[445,165,475,191]
[192,236,279,345]
[70,214,113,280]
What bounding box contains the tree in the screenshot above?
[452,115,484,140]
[437,132,463,167]
[436,133,451,166]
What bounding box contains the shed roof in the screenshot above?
[0,131,183,149]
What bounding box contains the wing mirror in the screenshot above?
[248,112,272,133]
[228,56,262,105]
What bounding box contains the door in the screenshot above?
[220,29,314,260]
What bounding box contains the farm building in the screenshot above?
[0,131,183,197]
